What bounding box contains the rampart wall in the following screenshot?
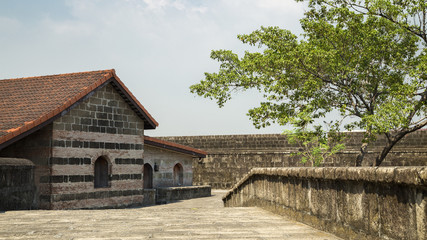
[160,132,427,188]
[223,167,427,240]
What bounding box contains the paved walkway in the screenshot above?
[0,190,341,239]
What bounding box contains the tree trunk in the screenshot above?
[374,133,405,166]
[374,145,392,166]
[355,142,369,166]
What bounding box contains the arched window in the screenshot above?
[143,163,153,189]
[173,163,183,186]
[94,157,109,188]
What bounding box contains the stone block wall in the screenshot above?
[0,83,147,209]
[160,133,427,189]
[223,167,427,240]
[48,83,145,209]
[143,145,193,188]
[0,125,53,208]
[0,158,36,210]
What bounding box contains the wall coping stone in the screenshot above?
[224,167,427,200]
[156,185,211,191]
[155,185,212,204]
[0,157,34,166]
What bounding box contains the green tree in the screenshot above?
[325,0,427,43]
[190,0,426,166]
[285,120,346,167]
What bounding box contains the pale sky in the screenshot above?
[0,0,305,136]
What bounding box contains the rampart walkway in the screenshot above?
[0,190,340,239]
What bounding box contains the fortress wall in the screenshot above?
[159,132,427,189]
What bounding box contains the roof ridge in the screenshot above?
[144,135,207,156]
[110,71,158,127]
[0,69,115,82]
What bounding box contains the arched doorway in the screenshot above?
[94,157,109,188]
[173,163,183,186]
[143,163,153,189]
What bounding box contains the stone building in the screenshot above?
[0,69,206,210]
[144,136,206,188]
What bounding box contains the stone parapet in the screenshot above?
[223,167,427,240]
[156,185,211,204]
[160,132,427,153]
[143,189,156,206]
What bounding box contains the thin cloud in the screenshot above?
[0,16,21,32]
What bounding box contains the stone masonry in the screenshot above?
[223,167,427,240]
[49,83,145,209]
[143,144,193,188]
[0,124,53,208]
[1,83,146,209]
[160,133,427,189]
[0,190,341,239]
[0,158,35,210]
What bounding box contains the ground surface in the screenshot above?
[0,190,341,239]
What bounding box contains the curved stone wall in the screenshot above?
[223,167,427,240]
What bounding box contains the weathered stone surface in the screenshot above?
[143,189,156,206]
[144,145,193,188]
[0,125,53,208]
[156,185,211,204]
[0,158,34,166]
[48,83,146,209]
[323,167,335,179]
[0,190,341,240]
[394,167,425,185]
[375,167,396,183]
[160,134,427,188]
[224,167,427,240]
[0,83,148,210]
[0,158,35,210]
[334,167,347,180]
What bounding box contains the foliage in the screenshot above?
[283,106,346,167]
[190,0,426,166]
[285,122,345,167]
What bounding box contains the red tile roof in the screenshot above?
[144,136,207,158]
[0,69,158,149]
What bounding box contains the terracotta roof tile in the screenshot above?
[144,136,207,158]
[0,69,158,148]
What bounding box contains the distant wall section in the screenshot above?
[160,132,427,189]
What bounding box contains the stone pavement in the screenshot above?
[0,190,341,239]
